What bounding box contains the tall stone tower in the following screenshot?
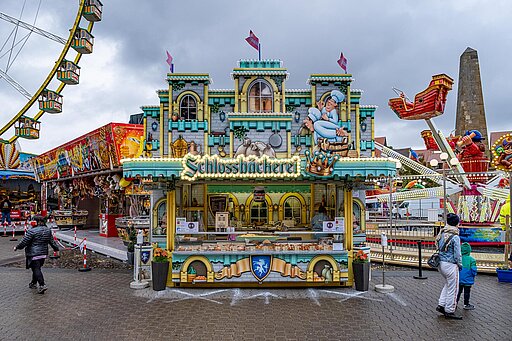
[455,47,489,157]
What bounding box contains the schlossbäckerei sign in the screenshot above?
[181,154,301,181]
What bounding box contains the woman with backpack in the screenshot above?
[435,213,463,320]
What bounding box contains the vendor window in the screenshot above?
[250,200,268,225]
[180,95,197,120]
[284,196,301,223]
[248,80,273,112]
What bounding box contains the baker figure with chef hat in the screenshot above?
[303,89,348,145]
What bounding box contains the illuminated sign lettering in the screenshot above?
[181,155,301,181]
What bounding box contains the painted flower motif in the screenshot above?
[353,250,369,263]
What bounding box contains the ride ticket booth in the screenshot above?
[121,59,398,287]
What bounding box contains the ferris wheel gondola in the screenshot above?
[0,0,103,143]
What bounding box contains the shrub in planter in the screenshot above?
[352,250,370,291]
[151,247,170,291]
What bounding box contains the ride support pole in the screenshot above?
[74,226,77,245]
[2,222,8,237]
[413,240,427,280]
[10,223,17,241]
[78,237,91,272]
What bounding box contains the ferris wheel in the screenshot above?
[0,0,102,145]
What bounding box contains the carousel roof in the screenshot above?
[0,169,35,180]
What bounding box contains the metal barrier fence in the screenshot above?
[366,218,439,256]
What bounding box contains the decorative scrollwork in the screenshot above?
[210,103,220,114]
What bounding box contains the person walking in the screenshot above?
[435,213,463,319]
[13,215,59,294]
[457,242,477,310]
[1,195,12,226]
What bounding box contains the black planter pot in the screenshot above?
[151,261,169,291]
[353,262,370,291]
[126,251,134,265]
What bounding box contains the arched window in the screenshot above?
[284,196,301,223]
[154,200,167,236]
[250,200,268,225]
[180,95,197,120]
[248,81,273,112]
[353,201,363,235]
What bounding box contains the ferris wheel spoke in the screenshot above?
[0,12,66,45]
[0,68,32,100]
[0,0,103,143]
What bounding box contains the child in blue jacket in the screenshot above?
[457,242,477,310]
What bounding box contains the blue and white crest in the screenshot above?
[250,255,272,281]
[141,251,150,264]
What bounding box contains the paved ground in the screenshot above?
[0,237,511,341]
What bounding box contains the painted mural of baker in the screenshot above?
[303,90,349,156]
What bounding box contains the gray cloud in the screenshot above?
[0,0,511,154]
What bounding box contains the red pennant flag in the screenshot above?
[166,50,173,72]
[337,52,347,73]
[245,30,260,51]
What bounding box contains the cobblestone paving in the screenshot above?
[0,230,24,266]
[0,237,511,341]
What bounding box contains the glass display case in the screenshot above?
[171,230,348,285]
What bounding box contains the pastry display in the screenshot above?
[175,232,343,253]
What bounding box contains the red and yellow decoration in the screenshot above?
[31,123,143,181]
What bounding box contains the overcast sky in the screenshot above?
[1,0,511,155]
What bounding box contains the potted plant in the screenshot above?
[151,247,170,291]
[496,264,512,283]
[352,250,370,291]
[126,241,135,265]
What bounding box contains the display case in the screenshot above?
[171,230,348,286]
[115,216,150,245]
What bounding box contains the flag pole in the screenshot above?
[258,43,261,61]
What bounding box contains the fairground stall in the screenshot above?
[122,59,398,287]
[31,123,143,235]
[0,142,40,220]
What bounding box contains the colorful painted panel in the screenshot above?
[459,227,503,243]
[172,252,349,284]
[32,123,143,181]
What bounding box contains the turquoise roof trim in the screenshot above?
[360,106,377,118]
[122,157,397,180]
[285,97,312,106]
[142,106,160,118]
[238,60,283,68]
[308,75,353,84]
[208,97,235,105]
[231,70,288,77]
[167,74,210,81]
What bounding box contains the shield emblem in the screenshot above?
[140,251,150,264]
[250,255,272,281]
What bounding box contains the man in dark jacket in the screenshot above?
[14,215,59,294]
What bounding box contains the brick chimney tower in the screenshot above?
[455,47,489,157]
